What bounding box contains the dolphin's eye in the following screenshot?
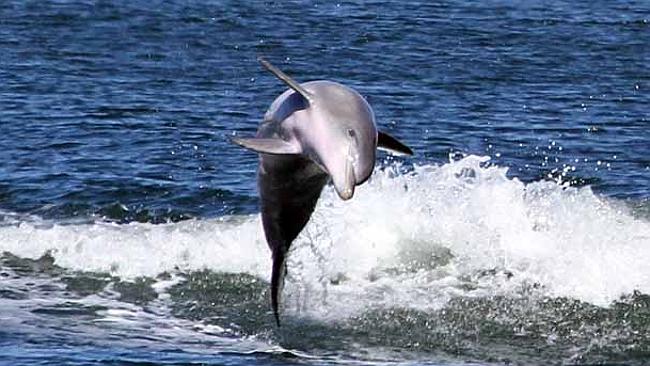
[347,129,356,138]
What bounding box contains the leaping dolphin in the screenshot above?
[233,58,413,325]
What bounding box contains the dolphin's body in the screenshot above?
[233,58,412,325]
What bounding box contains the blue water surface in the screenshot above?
[0,1,649,365]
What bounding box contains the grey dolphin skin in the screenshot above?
[233,58,413,326]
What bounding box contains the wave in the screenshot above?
[1,155,649,320]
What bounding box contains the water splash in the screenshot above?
[1,156,649,321]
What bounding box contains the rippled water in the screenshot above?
[1,1,649,365]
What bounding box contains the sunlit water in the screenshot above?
[1,1,649,365]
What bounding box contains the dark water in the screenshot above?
[1,1,649,365]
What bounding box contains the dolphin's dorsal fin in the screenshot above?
[258,57,313,105]
[377,131,414,156]
[231,137,300,155]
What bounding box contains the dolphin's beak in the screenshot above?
[332,150,356,201]
[336,183,354,200]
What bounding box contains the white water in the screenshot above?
[2,155,649,320]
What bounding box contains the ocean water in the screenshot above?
[1,1,649,365]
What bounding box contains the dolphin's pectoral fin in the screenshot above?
[231,137,300,155]
[377,131,414,156]
[258,57,313,106]
[270,249,287,327]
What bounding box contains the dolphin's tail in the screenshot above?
[270,250,287,326]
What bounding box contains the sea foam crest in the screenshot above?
[0,215,269,279]
[286,155,650,318]
[1,155,648,317]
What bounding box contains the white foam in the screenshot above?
[0,215,269,279]
[1,156,649,319]
[286,155,650,319]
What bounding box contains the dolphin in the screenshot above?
[233,58,412,325]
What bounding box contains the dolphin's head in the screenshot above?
[302,81,378,200]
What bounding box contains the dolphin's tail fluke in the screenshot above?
[270,250,287,327]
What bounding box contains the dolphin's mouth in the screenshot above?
[337,185,354,200]
[333,146,357,201]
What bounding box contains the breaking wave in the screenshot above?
[1,155,649,321]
